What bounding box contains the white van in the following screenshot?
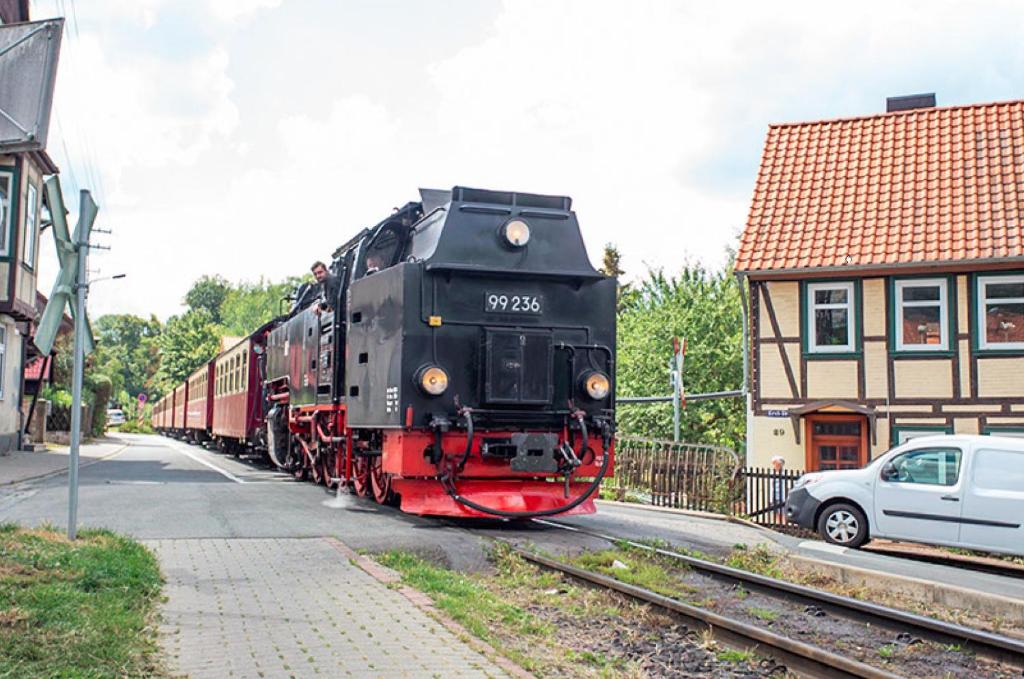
[784,435,1024,557]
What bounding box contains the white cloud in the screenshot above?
[35,0,1024,321]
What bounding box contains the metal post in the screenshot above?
[67,232,88,540]
[671,338,682,443]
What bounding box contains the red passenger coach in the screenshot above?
[184,362,214,441]
[171,384,187,435]
[210,326,273,454]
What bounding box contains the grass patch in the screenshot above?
[716,648,755,663]
[569,548,695,599]
[0,524,165,678]
[747,606,778,622]
[725,545,783,579]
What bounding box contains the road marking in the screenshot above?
[164,439,246,484]
[797,540,848,555]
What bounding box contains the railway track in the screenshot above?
[863,543,1024,580]
[520,519,1024,677]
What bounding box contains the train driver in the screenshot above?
[311,261,340,310]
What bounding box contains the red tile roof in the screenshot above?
[735,99,1024,275]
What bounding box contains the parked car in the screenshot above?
[106,408,126,427]
[785,435,1024,557]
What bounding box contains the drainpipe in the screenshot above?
[736,274,753,468]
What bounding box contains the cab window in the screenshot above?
[884,447,962,486]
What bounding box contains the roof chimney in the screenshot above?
[886,93,936,113]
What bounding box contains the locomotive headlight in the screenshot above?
[501,219,531,248]
[581,371,611,400]
[417,365,449,396]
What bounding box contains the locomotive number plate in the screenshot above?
[484,292,542,314]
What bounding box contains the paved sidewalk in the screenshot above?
[149,537,510,679]
[0,436,128,485]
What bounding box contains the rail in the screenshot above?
[534,519,1024,669]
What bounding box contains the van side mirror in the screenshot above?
[880,462,898,482]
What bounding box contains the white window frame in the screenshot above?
[977,274,1024,351]
[894,278,949,351]
[22,182,37,269]
[806,281,856,353]
[0,168,13,257]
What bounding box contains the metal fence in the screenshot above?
[739,467,804,528]
[607,437,742,513]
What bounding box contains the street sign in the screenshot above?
[138,393,147,403]
[0,19,63,153]
[34,176,95,356]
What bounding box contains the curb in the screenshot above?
[0,443,130,488]
[324,537,533,679]
[787,554,1024,625]
[595,499,783,536]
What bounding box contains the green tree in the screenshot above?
[616,264,745,450]
[92,314,162,398]
[220,276,304,336]
[599,243,632,310]
[184,275,230,324]
[154,309,220,389]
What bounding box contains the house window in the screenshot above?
[982,426,1024,439]
[977,274,1024,351]
[806,281,855,353]
[22,183,37,268]
[893,426,952,445]
[894,278,948,351]
[0,169,14,257]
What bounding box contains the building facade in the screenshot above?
[737,98,1024,471]
[0,1,59,452]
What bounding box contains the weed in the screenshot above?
[716,648,754,663]
[878,644,898,659]
[725,545,783,579]
[747,606,778,622]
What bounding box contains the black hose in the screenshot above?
[456,409,474,471]
[440,418,611,519]
[442,437,611,519]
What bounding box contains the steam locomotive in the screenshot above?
[153,187,616,518]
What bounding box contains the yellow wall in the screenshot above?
[760,281,800,337]
[893,360,953,398]
[977,358,1024,398]
[806,360,858,399]
[862,278,886,336]
[749,413,804,469]
[758,342,800,400]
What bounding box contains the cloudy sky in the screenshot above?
[34,0,1024,320]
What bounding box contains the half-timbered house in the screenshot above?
[736,97,1024,471]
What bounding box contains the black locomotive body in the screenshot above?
[181,186,617,518]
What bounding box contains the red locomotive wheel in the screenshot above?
[352,456,371,497]
[369,457,396,505]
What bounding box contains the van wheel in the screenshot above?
[817,503,869,548]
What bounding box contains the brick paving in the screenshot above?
[149,538,509,679]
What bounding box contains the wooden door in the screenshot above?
[805,415,868,471]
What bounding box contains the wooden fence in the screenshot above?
[607,437,741,513]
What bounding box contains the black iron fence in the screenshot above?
[738,467,804,528]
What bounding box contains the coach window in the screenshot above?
[23,183,38,269]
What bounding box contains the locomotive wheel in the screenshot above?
[320,452,337,488]
[352,456,371,497]
[370,457,396,505]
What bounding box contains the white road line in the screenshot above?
[164,439,246,484]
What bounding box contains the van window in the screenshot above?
[888,447,962,486]
[973,449,1024,492]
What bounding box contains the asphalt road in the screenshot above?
[0,434,775,571]
[5,433,1018,605]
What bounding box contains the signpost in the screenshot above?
[35,176,97,540]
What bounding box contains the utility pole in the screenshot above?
[66,208,89,540]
